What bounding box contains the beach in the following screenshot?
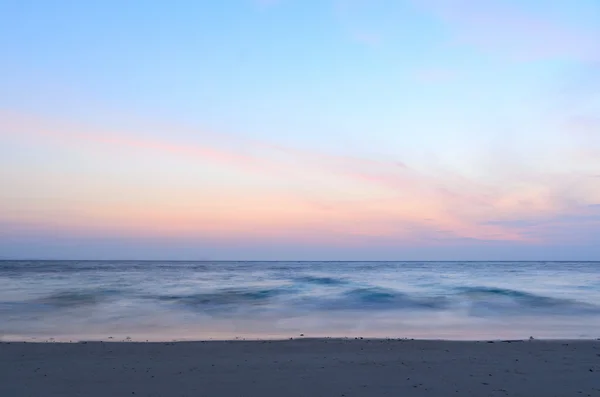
[2,339,599,397]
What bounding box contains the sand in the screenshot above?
[1,339,599,396]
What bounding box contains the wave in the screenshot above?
[347,287,399,303]
[0,290,121,314]
[313,287,448,311]
[456,286,600,315]
[152,286,446,312]
[4,282,599,319]
[154,287,291,308]
[298,286,600,315]
[36,290,120,308]
[295,276,347,286]
[148,284,600,316]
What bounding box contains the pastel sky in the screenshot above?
[1,0,599,260]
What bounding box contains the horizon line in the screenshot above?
[1,259,599,263]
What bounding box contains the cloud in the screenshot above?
[482,202,600,244]
[0,109,423,198]
[2,109,599,246]
[0,110,275,172]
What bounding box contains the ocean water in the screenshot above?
[1,261,599,341]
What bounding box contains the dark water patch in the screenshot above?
[347,287,398,303]
[0,301,43,313]
[312,287,448,311]
[456,286,600,315]
[295,276,347,286]
[36,290,120,308]
[0,289,120,315]
[154,287,293,308]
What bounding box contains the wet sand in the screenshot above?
[1,339,599,396]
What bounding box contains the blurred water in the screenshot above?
[1,261,599,341]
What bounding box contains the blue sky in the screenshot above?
[1,0,599,260]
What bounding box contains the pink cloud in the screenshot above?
[2,109,598,245]
[0,110,275,173]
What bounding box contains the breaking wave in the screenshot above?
[294,276,347,286]
[154,287,292,308]
[344,287,444,308]
[455,286,600,315]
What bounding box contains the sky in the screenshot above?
[0,0,599,260]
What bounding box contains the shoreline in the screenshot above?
[3,338,599,396]
[2,336,600,343]
[2,331,600,343]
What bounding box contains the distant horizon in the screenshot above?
[2,258,599,263]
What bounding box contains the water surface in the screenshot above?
[1,261,599,341]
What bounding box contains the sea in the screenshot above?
[1,261,599,341]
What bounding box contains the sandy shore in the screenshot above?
[1,339,599,396]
